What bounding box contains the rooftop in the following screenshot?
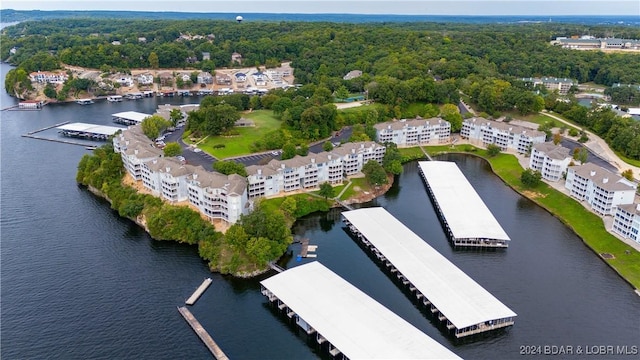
[533,142,571,160]
[112,111,152,123]
[57,123,124,136]
[570,163,636,192]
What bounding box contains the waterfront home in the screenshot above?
[529,142,572,181]
[215,73,232,85]
[197,72,214,84]
[521,77,577,94]
[375,117,451,146]
[29,71,68,84]
[137,74,154,86]
[117,76,134,87]
[460,117,546,154]
[234,72,247,83]
[612,204,640,244]
[564,163,636,216]
[158,72,174,87]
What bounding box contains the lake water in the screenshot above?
[1,63,638,359]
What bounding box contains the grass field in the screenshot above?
[190,110,281,159]
[338,178,371,200]
[423,144,640,290]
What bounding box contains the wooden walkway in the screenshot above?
[177,306,229,360]
[419,146,433,161]
[27,121,70,135]
[22,133,93,147]
[334,199,354,211]
[185,278,213,306]
[269,262,285,273]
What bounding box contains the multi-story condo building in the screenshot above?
[529,142,572,182]
[564,163,636,216]
[461,117,546,154]
[521,77,577,94]
[187,167,249,224]
[246,142,386,199]
[141,158,192,202]
[612,204,640,244]
[374,117,451,146]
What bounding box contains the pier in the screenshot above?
[418,161,510,248]
[260,262,461,359]
[342,207,516,338]
[112,111,152,125]
[177,306,228,360]
[185,278,213,306]
[269,262,285,273]
[26,121,70,135]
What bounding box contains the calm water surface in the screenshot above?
[1,63,638,359]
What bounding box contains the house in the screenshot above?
[29,71,68,84]
[612,203,640,244]
[181,74,191,83]
[10,47,17,55]
[253,72,267,86]
[460,117,546,154]
[111,40,121,46]
[235,72,247,83]
[137,37,147,43]
[231,52,243,64]
[564,163,636,216]
[375,117,451,146]
[343,70,363,80]
[215,73,232,85]
[158,72,174,87]
[137,74,154,86]
[529,142,572,182]
[521,77,577,94]
[116,76,134,87]
[197,72,213,84]
[185,56,198,64]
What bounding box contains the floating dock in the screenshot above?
[186,278,213,306]
[418,161,511,248]
[342,207,516,338]
[260,262,461,359]
[177,306,228,360]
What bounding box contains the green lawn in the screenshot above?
[190,110,282,159]
[423,145,640,290]
[339,178,371,200]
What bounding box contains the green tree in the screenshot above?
[296,144,309,156]
[213,160,247,177]
[280,197,297,218]
[323,141,334,152]
[382,142,403,175]
[573,147,589,163]
[318,182,334,199]
[552,133,562,145]
[43,83,57,98]
[440,103,463,132]
[163,142,182,157]
[621,169,634,181]
[169,108,183,127]
[335,85,349,100]
[362,160,388,186]
[281,142,297,160]
[486,144,501,157]
[141,114,171,140]
[521,169,542,187]
[148,51,159,69]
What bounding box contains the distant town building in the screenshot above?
[564,163,636,216]
[10,47,17,55]
[374,117,451,146]
[529,142,572,182]
[460,117,546,154]
[137,37,147,43]
[111,40,121,46]
[553,36,640,50]
[521,77,577,94]
[202,52,210,61]
[343,70,363,80]
[612,204,640,244]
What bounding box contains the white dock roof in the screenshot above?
[419,161,510,242]
[57,123,124,136]
[112,111,152,123]
[261,262,460,360]
[342,207,517,329]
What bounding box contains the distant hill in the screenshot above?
[1,9,639,26]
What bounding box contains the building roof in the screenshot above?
[419,161,511,242]
[146,158,192,178]
[260,261,461,359]
[187,167,247,195]
[465,117,545,138]
[112,111,152,123]
[57,123,125,136]
[374,117,449,131]
[342,208,516,329]
[532,142,571,160]
[617,203,640,215]
[569,163,636,192]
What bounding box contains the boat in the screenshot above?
[107,95,123,102]
[76,99,94,105]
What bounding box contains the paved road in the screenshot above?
[560,138,617,172]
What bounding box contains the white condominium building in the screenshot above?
[246,142,386,199]
[529,142,572,182]
[565,163,636,216]
[612,204,640,244]
[187,168,249,224]
[374,117,451,146]
[141,158,192,203]
[461,117,546,154]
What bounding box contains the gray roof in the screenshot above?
[570,163,636,192]
[617,203,640,215]
[145,158,192,177]
[124,143,163,159]
[374,117,449,131]
[532,142,571,160]
[466,117,545,138]
[188,167,247,195]
[330,141,381,157]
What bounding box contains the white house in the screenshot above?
[29,71,68,84]
[117,76,134,87]
[612,204,640,244]
[375,117,451,146]
[564,163,636,216]
[137,74,154,86]
[197,72,213,84]
[461,117,546,154]
[234,72,247,83]
[529,142,572,182]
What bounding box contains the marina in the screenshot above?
[342,207,517,338]
[177,306,228,360]
[107,95,123,102]
[185,278,213,306]
[260,261,461,359]
[418,161,511,248]
[57,122,124,140]
[75,99,95,105]
[112,111,152,125]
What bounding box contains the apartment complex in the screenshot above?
[612,204,640,244]
[529,142,572,182]
[374,117,451,146]
[564,163,636,216]
[553,37,640,51]
[113,125,249,224]
[521,77,577,94]
[246,142,386,199]
[460,117,546,154]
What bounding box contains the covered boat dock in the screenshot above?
[57,122,124,140]
[418,161,511,248]
[342,207,516,338]
[260,261,460,359]
[112,111,152,125]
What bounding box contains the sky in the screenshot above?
[1,0,639,16]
